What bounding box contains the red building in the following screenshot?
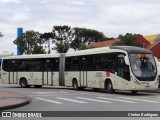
[135,34,151,48]
[149,43,160,59]
[90,39,120,48]
[91,34,160,59]
[136,34,160,59]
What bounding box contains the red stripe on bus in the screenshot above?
[106,72,110,77]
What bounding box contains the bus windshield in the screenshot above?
[129,53,157,81]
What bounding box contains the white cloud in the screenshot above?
[66,0,86,6]
[40,0,48,4]
[1,0,160,54]
[10,12,31,23]
[0,0,20,3]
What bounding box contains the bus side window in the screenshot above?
[28,59,41,71]
[20,60,28,71]
[2,60,8,71]
[103,53,117,73]
[95,63,100,70]
[10,60,19,71]
[80,57,88,71]
[117,55,130,81]
[43,59,55,71]
[71,57,80,71]
[88,55,94,70]
[45,60,51,71]
[55,59,59,71]
[65,57,72,71]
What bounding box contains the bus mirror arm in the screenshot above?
[124,56,129,65]
[154,56,159,67]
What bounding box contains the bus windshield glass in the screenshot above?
[129,53,157,81]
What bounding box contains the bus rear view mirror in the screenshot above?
[124,56,129,65]
[154,56,159,67]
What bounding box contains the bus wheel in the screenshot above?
[34,85,43,88]
[20,79,28,88]
[73,80,78,90]
[107,81,115,94]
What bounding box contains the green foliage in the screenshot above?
[32,45,46,54]
[113,33,140,46]
[71,27,107,51]
[54,40,69,53]
[53,25,74,41]
[52,25,74,53]
[13,30,45,54]
[13,26,143,54]
[78,43,94,50]
[40,32,54,53]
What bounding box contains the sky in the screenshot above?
[0,0,160,54]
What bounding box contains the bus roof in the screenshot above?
[66,46,152,57]
[3,46,152,59]
[66,47,116,57]
[3,53,59,59]
[110,46,152,54]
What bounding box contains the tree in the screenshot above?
[78,43,94,50]
[54,40,69,53]
[70,27,107,51]
[13,30,45,54]
[40,32,54,54]
[113,33,140,46]
[32,45,46,54]
[52,25,74,53]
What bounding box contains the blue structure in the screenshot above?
[17,28,23,55]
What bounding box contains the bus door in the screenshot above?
[43,60,54,85]
[80,57,87,87]
[117,54,130,89]
[9,60,18,84]
[9,72,18,84]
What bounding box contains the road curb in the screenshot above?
[0,98,31,111]
[0,90,32,110]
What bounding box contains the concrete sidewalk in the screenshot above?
[0,90,31,110]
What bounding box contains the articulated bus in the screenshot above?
[1,46,159,94]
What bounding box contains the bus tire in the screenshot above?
[107,81,115,94]
[20,78,29,88]
[34,85,43,88]
[73,79,78,90]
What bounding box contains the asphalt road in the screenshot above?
[0,83,160,120]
